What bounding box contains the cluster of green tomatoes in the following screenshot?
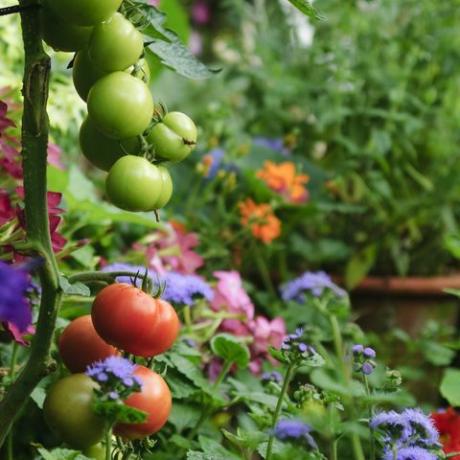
[41,0,197,212]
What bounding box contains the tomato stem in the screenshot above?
[0,3,39,16]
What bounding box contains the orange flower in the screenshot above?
[256,161,309,203]
[238,199,281,244]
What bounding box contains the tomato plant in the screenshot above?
[46,0,122,26]
[89,12,144,72]
[43,374,105,449]
[114,366,172,439]
[87,72,153,139]
[106,155,168,212]
[147,111,197,162]
[151,165,173,210]
[58,315,118,373]
[79,117,141,171]
[73,48,108,102]
[91,283,160,355]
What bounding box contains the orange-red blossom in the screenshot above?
[238,199,281,244]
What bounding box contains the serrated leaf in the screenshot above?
[93,400,147,424]
[210,333,250,368]
[59,275,90,297]
[286,0,322,20]
[35,446,91,460]
[440,368,460,407]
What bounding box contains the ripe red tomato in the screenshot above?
[43,374,105,448]
[114,365,172,439]
[59,315,118,373]
[91,283,160,355]
[88,13,144,72]
[143,300,180,356]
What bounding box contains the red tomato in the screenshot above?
[114,365,171,439]
[91,283,159,355]
[59,315,118,373]
[143,300,180,356]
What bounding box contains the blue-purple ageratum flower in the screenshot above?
[353,344,377,375]
[383,446,437,460]
[159,272,213,306]
[274,419,317,449]
[280,271,346,303]
[204,148,224,179]
[403,409,439,447]
[253,137,290,156]
[86,356,143,388]
[261,371,283,384]
[0,261,32,332]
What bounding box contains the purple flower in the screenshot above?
[383,446,437,460]
[261,371,283,384]
[280,271,346,303]
[108,391,119,400]
[361,362,375,375]
[363,347,376,358]
[159,271,213,306]
[274,419,317,449]
[87,356,139,386]
[352,344,364,355]
[203,149,224,179]
[253,137,290,156]
[0,261,32,332]
[371,411,412,444]
[402,409,439,447]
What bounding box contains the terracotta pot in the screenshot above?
[336,274,460,336]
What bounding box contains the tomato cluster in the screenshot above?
[41,0,197,212]
[43,284,179,449]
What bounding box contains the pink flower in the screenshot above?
[192,0,211,25]
[0,191,15,226]
[147,0,160,5]
[47,143,64,170]
[212,271,255,321]
[137,221,204,275]
[2,322,35,346]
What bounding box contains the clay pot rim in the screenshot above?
[333,274,460,296]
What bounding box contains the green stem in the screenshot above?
[364,375,375,460]
[105,426,112,460]
[252,241,277,299]
[331,440,338,460]
[0,4,39,16]
[266,363,294,460]
[212,360,232,390]
[0,0,62,447]
[6,343,18,460]
[68,270,151,285]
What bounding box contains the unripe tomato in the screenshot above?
[106,156,163,212]
[91,283,160,354]
[89,13,144,72]
[87,72,153,139]
[47,0,122,26]
[73,49,108,102]
[41,7,92,52]
[141,300,180,356]
[147,112,197,162]
[83,443,106,460]
[151,166,173,210]
[80,117,141,171]
[43,374,105,449]
[114,366,171,439]
[58,315,118,373]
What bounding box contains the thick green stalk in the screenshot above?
[0,0,62,446]
[266,363,294,460]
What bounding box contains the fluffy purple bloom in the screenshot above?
[352,344,364,355]
[280,271,346,302]
[159,272,213,306]
[86,356,141,388]
[253,137,290,156]
[402,409,439,447]
[361,362,375,375]
[371,411,412,444]
[261,371,283,384]
[363,347,376,358]
[274,419,317,449]
[204,149,224,179]
[0,261,32,332]
[383,446,437,460]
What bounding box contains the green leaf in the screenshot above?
[197,436,240,460]
[286,0,322,20]
[440,368,460,407]
[345,244,377,289]
[58,275,91,297]
[30,386,46,409]
[93,400,147,424]
[210,333,250,368]
[169,402,201,432]
[35,446,91,460]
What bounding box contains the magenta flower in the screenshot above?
[191,0,210,25]
[47,143,64,170]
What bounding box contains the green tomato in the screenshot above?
[83,443,106,460]
[147,112,197,162]
[106,155,163,211]
[79,117,141,171]
[43,374,105,449]
[89,13,144,72]
[47,0,122,26]
[87,72,153,139]
[41,7,92,52]
[152,165,173,209]
[73,48,108,102]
